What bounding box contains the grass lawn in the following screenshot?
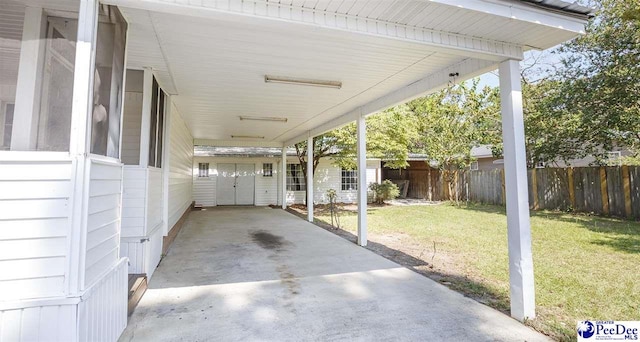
[311,203,640,341]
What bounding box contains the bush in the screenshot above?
[369,180,400,204]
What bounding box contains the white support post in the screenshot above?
[357,114,367,246]
[11,7,46,150]
[68,0,99,293]
[139,68,153,167]
[500,59,535,321]
[281,145,287,209]
[162,96,172,235]
[306,135,314,222]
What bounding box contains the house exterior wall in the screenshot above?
[192,156,381,206]
[168,102,193,228]
[0,157,73,301]
[84,160,123,289]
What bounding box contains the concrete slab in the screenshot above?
[119,207,549,342]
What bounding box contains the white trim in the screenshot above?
[139,68,153,167]
[101,0,525,61]
[285,58,496,145]
[68,0,100,295]
[432,0,588,34]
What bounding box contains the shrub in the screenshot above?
[369,180,400,204]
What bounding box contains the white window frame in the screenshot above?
[470,161,479,171]
[198,162,209,177]
[535,159,545,169]
[341,168,358,191]
[263,163,273,177]
[286,163,305,191]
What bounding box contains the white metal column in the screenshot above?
[68,0,99,293]
[307,136,314,222]
[357,114,367,246]
[11,7,46,150]
[500,59,535,321]
[281,146,287,209]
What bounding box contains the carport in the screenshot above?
[120,207,549,341]
[102,0,592,322]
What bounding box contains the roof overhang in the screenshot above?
[106,0,589,147]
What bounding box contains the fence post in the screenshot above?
[622,165,632,218]
[567,167,576,209]
[501,168,506,205]
[600,167,610,215]
[531,168,539,210]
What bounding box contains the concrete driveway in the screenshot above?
[119,207,549,342]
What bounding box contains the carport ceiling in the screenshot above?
[119,0,588,144]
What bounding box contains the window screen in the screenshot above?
[148,77,166,168]
[90,6,127,158]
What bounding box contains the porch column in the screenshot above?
[500,59,535,321]
[282,145,287,209]
[11,7,46,150]
[357,114,367,246]
[68,0,100,293]
[307,135,314,222]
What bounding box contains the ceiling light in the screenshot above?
[264,75,342,89]
[231,135,265,139]
[239,116,288,122]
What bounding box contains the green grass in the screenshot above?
[313,203,640,341]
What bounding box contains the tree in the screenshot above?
[293,109,417,206]
[552,0,640,161]
[408,79,500,202]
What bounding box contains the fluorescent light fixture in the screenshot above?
[231,135,265,139]
[265,75,342,89]
[239,116,288,122]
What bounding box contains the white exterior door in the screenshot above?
[235,163,255,205]
[216,163,236,205]
[216,163,255,205]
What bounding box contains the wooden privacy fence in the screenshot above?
[390,166,640,219]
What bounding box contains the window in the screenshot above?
[148,77,166,168]
[263,163,273,177]
[535,159,546,168]
[341,169,358,191]
[470,161,479,171]
[286,164,305,191]
[198,163,209,177]
[607,151,622,166]
[90,6,127,157]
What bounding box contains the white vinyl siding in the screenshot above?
[191,157,381,206]
[168,102,193,229]
[121,167,146,237]
[192,157,279,207]
[0,158,72,300]
[84,160,123,288]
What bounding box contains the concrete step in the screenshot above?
[128,274,147,316]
